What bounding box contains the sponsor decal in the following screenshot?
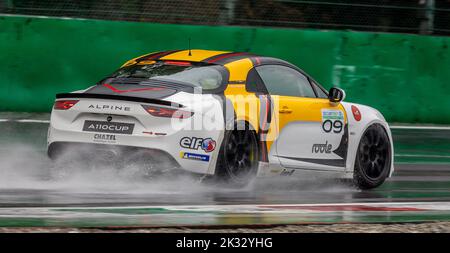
[322,110,344,121]
[88,104,131,112]
[312,141,332,154]
[93,134,117,143]
[280,169,295,176]
[83,120,134,134]
[201,138,216,153]
[351,105,362,121]
[321,109,344,134]
[142,131,167,136]
[180,152,210,162]
[180,137,216,153]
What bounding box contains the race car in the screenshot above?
[47,49,394,189]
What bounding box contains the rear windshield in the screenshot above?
[109,62,227,90]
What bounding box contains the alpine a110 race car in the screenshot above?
[47,49,394,189]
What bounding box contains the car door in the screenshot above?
[255,64,348,171]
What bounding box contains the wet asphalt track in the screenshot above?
[0,112,449,227]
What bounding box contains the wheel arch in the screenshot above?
[342,102,395,177]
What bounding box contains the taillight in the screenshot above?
[142,105,193,119]
[54,100,79,110]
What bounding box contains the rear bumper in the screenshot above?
[47,125,223,175]
[48,93,226,175]
[48,141,181,170]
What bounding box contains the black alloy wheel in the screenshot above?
[353,124,391,189]
[215,125,259,186]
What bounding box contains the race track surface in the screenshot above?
[0,112,449,228]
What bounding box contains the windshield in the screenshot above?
[109,62,226,90]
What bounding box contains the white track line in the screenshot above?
[395,154,450,158]
[0,119,50,123]
[390,125,450,130]
[15,119,50,123]
[1,201,449,211]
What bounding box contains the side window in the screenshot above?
[245,68,268,93]
[311,80,328,99]
[256,65,316,98]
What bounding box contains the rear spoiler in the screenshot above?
[56,93,184,108]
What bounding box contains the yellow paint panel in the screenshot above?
[224,85,276,153]
[120,52,157,67]
[225,85,258,128]
[160,49,230,62]
[136,60,156,65]
[224,58,254,82]
[224,84,252,96]
[274,96,348,141]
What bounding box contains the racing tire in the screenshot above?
[353,124,391,189]
[214,123,259,187]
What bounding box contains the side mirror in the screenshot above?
[328,87,345,103]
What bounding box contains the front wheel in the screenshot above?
[214,126,259,187]
[353,124,391,189]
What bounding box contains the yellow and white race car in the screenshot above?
[47,49,394,189]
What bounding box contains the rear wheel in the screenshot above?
[353,124,391,189]
[214,124,259,187]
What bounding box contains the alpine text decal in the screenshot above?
[88,104,131,112]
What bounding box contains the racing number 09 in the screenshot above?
[322,120,343,133]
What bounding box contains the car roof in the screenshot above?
[119,49,327,94]
[122,49,294,68]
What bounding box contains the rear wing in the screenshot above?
[56,93,184,108]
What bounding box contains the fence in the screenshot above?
[1,0,450,36]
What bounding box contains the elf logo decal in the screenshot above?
[180,137,216,153]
